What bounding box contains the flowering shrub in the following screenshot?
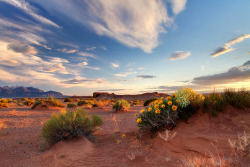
[67,103,77,108]
[64,98,74,102]
[0,102,9,108]
[112,100,130,112]
[143,97,159,106]
[136,96,179,132]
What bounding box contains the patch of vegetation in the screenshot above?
[67,103,77,108]
[132,100,141,106]
[64,98,74,102]
[223,88,250,109]
[8,99,12,103]
[31,101,42,109]
[137,96,179,132]
[18,102,23,106]
[0,98,8,103]
[41,108,103,145]
[32,97,65,109]
[112,100,130,112]
[13,100,17,103]
[0,102,9,108]
[23,98,35,106]
[22,97,28,101]
[143,97,159,106]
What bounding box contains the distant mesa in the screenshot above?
[93,92,167,100]
[0,86,64,98]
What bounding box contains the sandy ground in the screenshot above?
[0,103,249,167]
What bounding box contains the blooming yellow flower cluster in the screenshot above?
[137,118,142,123]
[155,109,160,113]
[140,109,145,113]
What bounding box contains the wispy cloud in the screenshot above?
[7,43,37,55]
[96,89,127,92]
[137,67,145,70]
[1,0,60,28]
[57,48,78,53]
[82,62,88,66]
[168,51,191,60]
[111,63,120,68]
[32,0,187,53]
[137,75,156,79]
[78,52,98,59]
[211,34,250,58]
[169,0,187,15]
[85,46,96,51]
[114,72,136,77]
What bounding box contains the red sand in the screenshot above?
[0,104,249,167]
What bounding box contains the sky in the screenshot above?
[0,0,250,96]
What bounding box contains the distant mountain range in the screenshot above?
[0,86,64,98]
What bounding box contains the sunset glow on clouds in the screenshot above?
[0,0,250,95]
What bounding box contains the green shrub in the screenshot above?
[112,100,130,112]
[132,100,140,106]
[64,98,74,102]
[41,108,103,145]
[67,103,77,108]
[23,98,35,106]
[223,88,250,109]
[137,96,179,132]
[0,103,9,108]
[22,97,28,101]
[31,97,65,109]
[31,101,42,109]
[13,100,17,103]
[0,98,8,103]
[77,100,94,106]
[202,91,227,116]
[18,102,23,106]
[143,97,159,106]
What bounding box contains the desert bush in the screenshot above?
[175,88,205,121]
[64,98,74,102]
[78,100,88,106]
[8,99,12,103]
[112,100,130,112]
[94,100,107,108]
[67,103,77,108]
[132,100,140,106]
[0,103,9,108]
[18,102,23,106]
[202,91,227,116]
[137,96,179,132]
[31,101,42,109]
[13,100,17,103]
[41,108,103,145]
[223,88,250,109]
[143,97,159,106]
[22,97,28,101]
[77,100,94,107]
[23,98,35,106]
[184,155,230,167]
[228,131,250,158]
[0,98,8,103]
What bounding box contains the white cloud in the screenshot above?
[170,0,187,15]
[211,34,250,58]
[82,62,88,66]
[169,51,191,60]
[7,43,37,55]
[31,0,187,53]
[137,67,144,70]
[85,47,96,51]
[114,71,136,77]
[1,0,60,28]
[78,52,98,59]
[58,48,78,53]
[111,63,120,68]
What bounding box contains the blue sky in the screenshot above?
[0,0,250,95]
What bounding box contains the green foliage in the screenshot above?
[132,100,141,106]
[64,98,74,102]
[0,102,9,108]
[223,88,250,109]
[31,97,65,109]
[112,100,130,112]
[67,103,77,108]
[31,101,42,109]
[22,97,28,101]
[77,100,94,107]
[137,96,178,132]
[41,108,103,145]
[202,92,227,116]
[143,97,159,106]
[0,98,8,103]
[13,100,17,103]
[23,98,35,106]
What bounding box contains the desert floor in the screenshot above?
[0,104,250,167]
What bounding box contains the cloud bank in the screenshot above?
[169,51,191,60]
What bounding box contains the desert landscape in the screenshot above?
[0,88,250,167]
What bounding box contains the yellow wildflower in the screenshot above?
[148,107,152,112]
[137,118,142,123]
[155,104,159,109]
[173,93,176,97]
[161,104,165,108]
[168,101,172,106]
[155,109,160,113]
[140,109,145,113]
[115,139,120,143]
[167,96,171,100]
[122,134,126,138]
[154,100,158,104]
[176,100,179,103]
[158,100,163,104]
[161,97,164,100]
[172,105,177,111]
